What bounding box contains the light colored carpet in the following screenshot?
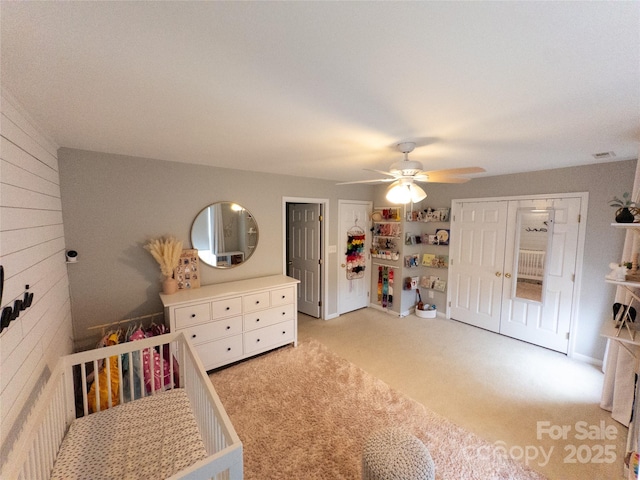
[209,339,547,480]
[296,309,626,480]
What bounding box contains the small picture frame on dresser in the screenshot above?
[175,249,200,290]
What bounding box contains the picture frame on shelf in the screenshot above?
[434,279,447,292]
[422,253,436,266]
[435,229,450,245]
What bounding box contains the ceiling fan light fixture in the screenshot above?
[385,181,427,204]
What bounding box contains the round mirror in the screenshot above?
[191,202,259,268]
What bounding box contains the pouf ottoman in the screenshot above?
[362,427,435,480]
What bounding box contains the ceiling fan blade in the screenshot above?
[415,175,471,184]
[363,168,398,178]
[421,167,486,176]
[336,178,396,185]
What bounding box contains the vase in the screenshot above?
[162,276,178,295]
[615,207,635,223]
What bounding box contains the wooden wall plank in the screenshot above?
[0,92,72,459]
[1,159,60,197]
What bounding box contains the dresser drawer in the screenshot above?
[174,302,211,329]
[244,320,295,355]
[212,297,242,319]
[195,335,243,370]
[271,286,295,307]
[183,316,243,345]
[243,291,271,313]
[243,303,295,331]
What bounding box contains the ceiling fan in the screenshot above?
[337,141,485,204]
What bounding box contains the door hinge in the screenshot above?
[578,214,581,223]
[565,332,570,340]
[448,301,451,307]
[319,215,323,222]
[450,258,454,266]
[318,300,322,307]
[319,259,323,265]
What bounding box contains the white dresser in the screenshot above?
[160,274,300,371]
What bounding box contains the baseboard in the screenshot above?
[570,350,603,366]
[368,303,402,317]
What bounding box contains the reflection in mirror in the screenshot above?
[191,202,258,268]
[514,208,553,302]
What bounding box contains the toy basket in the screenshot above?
[415,307,437,318]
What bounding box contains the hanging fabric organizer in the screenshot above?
[346,224,366,280]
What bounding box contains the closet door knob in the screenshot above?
[256,338,261,343]
[226,325,231,330]
[225,307,230,311]
[495,272,502,277]
[227,347,231,351]
[505,273,512,278]
[192,334,196,339]
[255,300,260,304]
[256,318,260,322]
[191,314,196,318]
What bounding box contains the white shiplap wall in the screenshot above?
[0,91,73,459]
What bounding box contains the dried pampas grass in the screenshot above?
[144,236,183,278]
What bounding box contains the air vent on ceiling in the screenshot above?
[592,151,616,159]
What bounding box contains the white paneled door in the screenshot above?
[449,195,584,353]
[338,200,371,315]
[499,197,581,352]
[449,201,508,332]
[288,203,322,318]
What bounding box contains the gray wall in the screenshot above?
[60,147,636,361]
[372,159,636,361]
[58,148,373,349]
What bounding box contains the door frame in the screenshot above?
[283,197,328,320]
[447,192,588,358]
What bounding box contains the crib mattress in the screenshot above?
[51,388,207,480]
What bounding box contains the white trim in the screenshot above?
[282,196,329,320]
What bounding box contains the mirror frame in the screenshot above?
[190,201,259,269]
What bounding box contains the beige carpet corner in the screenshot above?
[209,339,547,480]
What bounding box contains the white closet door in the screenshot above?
[449,201,508,332]
[499,197,581,353]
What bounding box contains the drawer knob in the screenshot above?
[282,311,286,315]
[256,318,260,322]
[225,307,230,311]
[282,331,286,334]
[191,314,196,318]
[255,300,260,304]
[227,347,231,351]
[226,325,231,330]
[256,338,260,342]
[192,334,197,338]
[281,295,285,299]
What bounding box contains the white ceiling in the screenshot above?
[1,1,638,183]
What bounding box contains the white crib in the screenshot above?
[517,249,545,281]
[1,331,243,480]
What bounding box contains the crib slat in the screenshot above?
[94,359,101,412]
[80,362,89,417]
[117,352,124,405]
